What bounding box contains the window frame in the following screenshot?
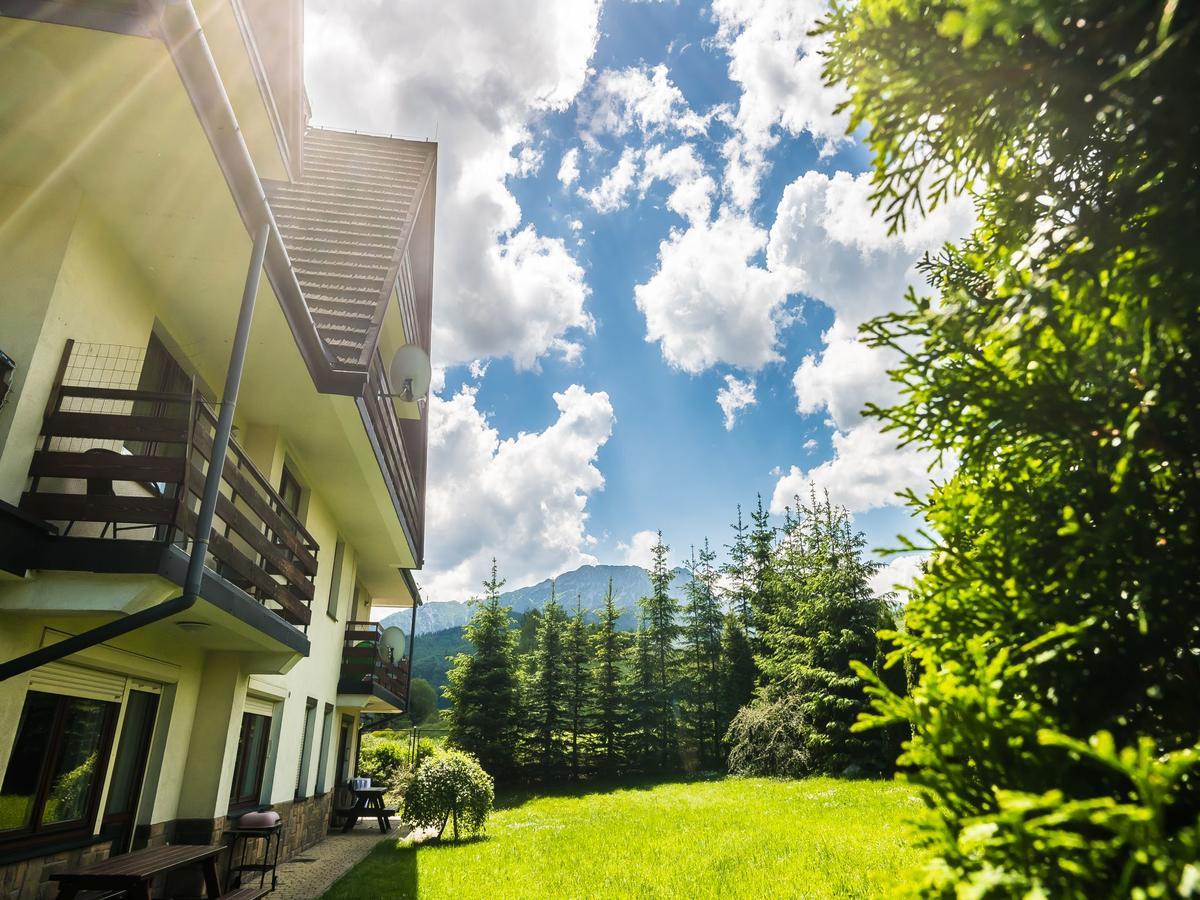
[0,691,119,845]
[228,712,272,812]
[294,698,318,801]
[326,540,346,621]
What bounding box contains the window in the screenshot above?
[0,691,119,840]
[278,464,302,517]
[294,699,318,800]
[229,712,271,810]
[326,540,346,620]
[314,704,334,795]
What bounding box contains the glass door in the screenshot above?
[100,691,160,854]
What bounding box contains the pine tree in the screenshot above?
[622,619,659,772]
[592,578,626,776]
[522,581,568,779]
[563,594,592,781]
[722,504,753,631]
[747,494,777,650]
[680,541,725,767]
[444,559,520,778]
[759,489,889,774]
[718,612,755,743]
[638,531,680,768]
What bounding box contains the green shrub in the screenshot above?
[358,738,406,789]
[725,694,813,778]
[403,749,494,841]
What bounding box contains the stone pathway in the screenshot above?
[268,821,408,899]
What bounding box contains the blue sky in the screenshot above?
[306,0,972,601]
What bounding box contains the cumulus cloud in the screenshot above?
[580,146,640,213]
[558,147,581,186]
[768,171,975,329]
[579,63,707,141]
[716,375,757,430]
[711,0,849,207]
[617,530,661,569]
[639,143,716,225]
[306,0,602,369]
[634,210,794,374]
[869,553,928,599]
[770,422,947,515]
[422,383,615,601]
[764,170,972,512]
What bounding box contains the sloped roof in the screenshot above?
[266,128,436,369]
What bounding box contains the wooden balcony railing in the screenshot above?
[362,352,426,560]
[339,620,410,702]
[19,349,318,628]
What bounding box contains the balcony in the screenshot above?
[337,621,411,713]
[14,340,317,635]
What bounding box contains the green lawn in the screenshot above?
[322,777,925,899]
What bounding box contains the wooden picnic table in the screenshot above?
[50,844,223,900]
[339,785,394,834]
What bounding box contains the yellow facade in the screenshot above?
[0,4,429,895]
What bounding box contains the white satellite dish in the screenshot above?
[387,344,432,403]
[379,625,406,663]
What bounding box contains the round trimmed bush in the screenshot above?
[403,749,494,841]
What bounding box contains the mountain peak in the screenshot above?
[384,562,692,635]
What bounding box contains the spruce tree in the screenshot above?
[593,578,626,776]
[759,489,888,774]
[444,560,520,779]
[680,541,725,767]
[722,504,754,631]
[622,619,659,773]
[638,531,680,768]
[522,582,568,779]
[563,594,592,781]
[718,612,756,741]
[747,495,777,649]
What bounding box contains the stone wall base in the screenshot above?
[0,794,336,899]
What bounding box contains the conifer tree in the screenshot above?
[638,531,680,768]
[563,594,592,780]
[747,495,777,649]
[680,541,725,767]
[622,619,659,772]
[522,582,568,778]
[759,489,889,774]
[592,578,626,776]
[718,612,756,740]
[722,505,754,630]
[444,560,520,778]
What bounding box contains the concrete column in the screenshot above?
[176,651,247,821]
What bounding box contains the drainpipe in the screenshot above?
[0,223,270,683]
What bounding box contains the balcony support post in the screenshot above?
[0,223,271,683]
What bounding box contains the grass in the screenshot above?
[322,776,926,899]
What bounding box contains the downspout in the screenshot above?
[0,223,270,683]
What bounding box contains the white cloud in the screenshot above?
[617,530,661,569]
[764,170,972,512]
[514,144,544,177]
[306,0,602,369]
[711,0,849,207]
[639,143,716,225]
[468,359,490,380]
[716,374,757,430]
[771,421,948,514]
[792,331,897,431]
[423,383,615,601]
[870,553,927,599]
[580,146,640,213]
[768,170,975,328]
[580,64,707,141]
[558,147,581,186]
[634,209,794,374]
[567,218,583,232]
